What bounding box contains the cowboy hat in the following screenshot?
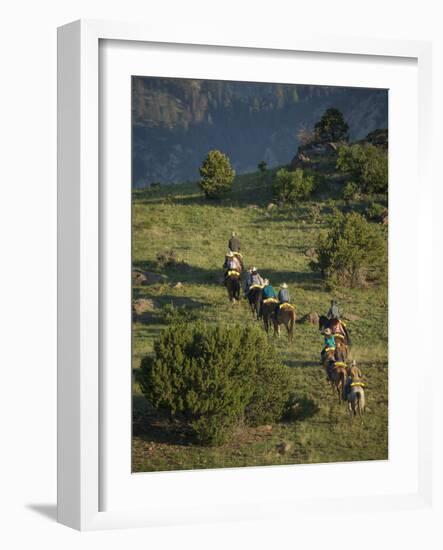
[281,283,288,288]
[324,328,332,335]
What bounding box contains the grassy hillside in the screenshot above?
[131,170,388,472]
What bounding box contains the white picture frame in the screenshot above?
[57,19,433,531]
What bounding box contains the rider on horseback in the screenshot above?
[326,299,350,344]
[227,231,244,271]
[278,282,290,303]
[321,327,336,363]
[262,279,277,301]
[276,282,291,315]
[244,266,265,296]
[223,250,242,279]
[327,299,341,320]
[259,279,277,318]
[228,231,241,253]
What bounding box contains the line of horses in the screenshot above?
[224,258,365,418]
[319,319,365,417]
[223,257,296,340]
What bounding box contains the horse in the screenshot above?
[272,303,296,341]
[247,285,263,320]
[327,360,348,403]
[333,333,348,362]
[319,316,349,341]
[322,348,347,403]
[319,316,350,359]
[262,298,279,334]
[225,271,241,303]
[345,363,366,419]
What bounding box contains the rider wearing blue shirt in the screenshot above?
[262,281,277,300]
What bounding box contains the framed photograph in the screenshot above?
[57,20,433,530]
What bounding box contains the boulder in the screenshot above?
[290,141,338,169]
[299,311,320,325]
[132,270,166,285]
[132,270,148,285]
[132,298,156,319]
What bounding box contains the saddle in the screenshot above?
[333,361,347,369]
[333,333,345,341]
[350,381,365,388]
[279,303,295,311]
[249,284,264,290]
[227,270,241,278]
[263,297,279,305]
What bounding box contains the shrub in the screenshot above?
[337,144,388,195]
[138,323,291,445]
[272,168,314,204]
[199,150,235,199]
[312,211,387,287]
[314,108,349,143]
[343,181,359,201]
[246,360,292,426]
[160,303,199,325]
[306,203,322,223]
[365,201,388,222]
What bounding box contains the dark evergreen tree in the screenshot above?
[314,107,349,142]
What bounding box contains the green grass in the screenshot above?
[132,170,388,472]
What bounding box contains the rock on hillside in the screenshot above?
[289,128,388,171]
[290,141,338,169]
[132,269,167,286]
[299,311,320,325]
[132,298,156,321]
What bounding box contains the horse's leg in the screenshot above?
[285,316,293,341]
[273,319,279,338]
